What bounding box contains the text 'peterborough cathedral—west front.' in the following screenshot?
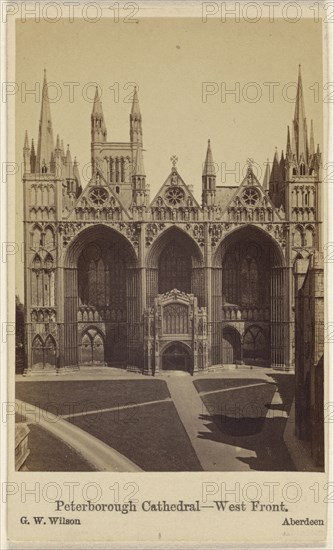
[22,66,322,376]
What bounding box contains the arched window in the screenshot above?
[158,241,191,294]
[240,256,259,307]
[78,242,126,317]
[224,253,238,304]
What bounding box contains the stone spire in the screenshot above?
[262,158,270,191]
[293,65,308,165]
[202,139,215,176]
[23,131,30,173]
[130,87,143,145]
[133,142,145,177]
[202,139,216,207]
[36,69,55,173]
[309,119,315,156]
[91,86,107,142]
[30,139,36,173]
[65,144,74,180]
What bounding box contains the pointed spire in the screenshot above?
[131,86,141,117]
[202,139,216,176]
[286,126,292,158]
[263,158,270,191]
[65,144,74,180]
[91,86,107,142]
[309,119,315,156]
[130,87,143,144]
[293,64,308,164]
[36,69,55,173]
[55,133,61,150]
[134,142,145,176]
[24,130,29,150]
[73,156,82,192]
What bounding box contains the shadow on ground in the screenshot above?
[196,374,296,471]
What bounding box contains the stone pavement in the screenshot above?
[163,368,295,471]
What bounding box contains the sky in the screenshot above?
[15,16,323,298]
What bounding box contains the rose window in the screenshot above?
[165,187,184,206]
[242,187,259,206]
[89,187,109,206]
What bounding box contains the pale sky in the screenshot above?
[15,17,323,298]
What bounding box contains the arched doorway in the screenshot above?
[80,328,105,365]
[161,342,192,373]
[222,327,241,364]
[243,325,269,365]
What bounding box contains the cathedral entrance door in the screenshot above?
[80,329,105,365]
[162,342,192,372]
[222,327,241,364]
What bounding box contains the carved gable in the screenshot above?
[149,165,201,222]
[64,167,131,222]
[223,166,284,224]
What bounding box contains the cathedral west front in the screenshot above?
[22,66,322,375]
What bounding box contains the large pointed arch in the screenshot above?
[211,224,288,368]
[62,224,139,368]
[145,226,205,308]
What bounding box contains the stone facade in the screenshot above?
[22,67,322,375]
[295,252,324,466]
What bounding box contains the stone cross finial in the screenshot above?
[170,155,178,168]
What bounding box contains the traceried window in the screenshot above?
[78,242,126,313]
[165,187,184,206]
[224,253,238,304]
[242,187,259,206]
[158,241,191,294]
[240,256,259,306]
[89,187,109,206]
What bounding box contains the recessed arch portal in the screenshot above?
[161,341,192,373]
[212,225,287,368]
[63,224,139,368]
[146,226,204,307]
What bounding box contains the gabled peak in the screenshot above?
[202,139,216,176]
[131,87,141,118]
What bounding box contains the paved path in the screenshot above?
[165,374,256,471]
[16,399,142,472]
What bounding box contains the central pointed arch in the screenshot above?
[145,226,204,307]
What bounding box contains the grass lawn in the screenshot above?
[16,379,170,416]
[69,401,202,471]
[194,376,296,471]
[21,424,97,471]
[16,379,202,471]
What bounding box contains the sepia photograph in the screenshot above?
[14,13,325,475]
[3,2,332,546]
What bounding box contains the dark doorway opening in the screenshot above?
[162,342,192,373]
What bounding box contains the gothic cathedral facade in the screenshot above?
[22,67,322,375]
